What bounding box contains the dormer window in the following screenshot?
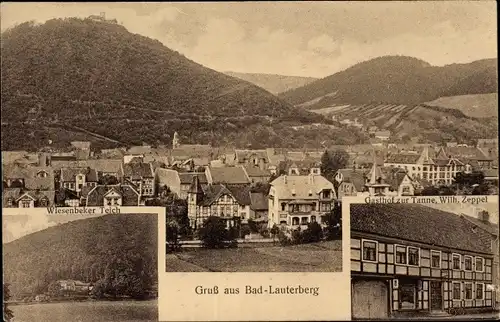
[308,190,313,196]
[39,197,49,207]
[290,168,299,175]
[291,188,296,196]
[7,198,13,207]
[323,190,331,199]
[37,171,48,178]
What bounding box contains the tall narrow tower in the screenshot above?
[172,132,180,149]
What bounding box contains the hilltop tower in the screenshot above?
[172,132,180,149]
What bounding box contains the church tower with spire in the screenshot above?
[172,132,180,149]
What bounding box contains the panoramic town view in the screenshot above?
[1,1,498,321]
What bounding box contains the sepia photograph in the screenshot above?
[2,208,160,322]
[0,0,498,321]
[350,201,499,320]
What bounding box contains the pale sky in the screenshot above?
[0,1,497,77]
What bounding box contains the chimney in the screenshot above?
[479,210,490,223]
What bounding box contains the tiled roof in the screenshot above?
[155,169,181,192]
[336,169,366,191]
[445,147,492,161]
[278,159,321,175]
[50,159,123,174]
[1,151,39,165]
[385,153,421,164]
[350,204,493,254]
[208,166,250,184]
[235,149,268,163]
[85,184,139,206]
[2,164,55,190]
[60,168,98,182]
[250,192,269,211]
[271,175,335,200]
[179,172,208,185]
[122,162,153,178]
[171,145,213,158]
[460,215,499,237]
[225,184,252,205]
[243,165,271,178]
[199,184,231,206]
[20,190,56,205]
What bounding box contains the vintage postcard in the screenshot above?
[1,1,498,321]
[2,206,164,322]
[345,195,499,320]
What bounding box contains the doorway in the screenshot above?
[352,280,389,319]
[430,281,443,310]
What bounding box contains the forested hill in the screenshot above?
[3,214,157,299]
[1,18,358,151]
[280,56,498,108]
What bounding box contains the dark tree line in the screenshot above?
[3,214,158,300]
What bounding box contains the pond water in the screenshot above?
[10,299,158,322]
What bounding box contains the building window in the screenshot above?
[7,198,13,207]
[323,190,331,199]
[300,217,308,225]
[39,198,48,207]
[431,250,441,268]
[362,240,378,262]
[311,215,316,223]
[475,257,484,272]
[400,282,417,309]
[464,283,473,300]
[396,245,407,264]
[452,254,461,270]
[452,283,461,300]
[292,217,299,225]
[21,200,31,208]
[281,203,286,211]
[464,256,473,271]
[320,202,332,212]
[476,283,484,300]
[408,247,420,266]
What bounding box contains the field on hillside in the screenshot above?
[9,300,157,322]
[425,93,498,118]
[166,241,343,272]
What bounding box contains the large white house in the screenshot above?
[384,147,468,185]
[267,174,337,230]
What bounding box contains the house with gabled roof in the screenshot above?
[59,167,98,195]
[83,184,140,207]
[234,149,269,170]
[187,176,253,229]
[3,188,55,208]
[267,174,337,229]
[334,168,367,199]
[249,191,269,222]
[351,204,496,319]
[121,162,155,198]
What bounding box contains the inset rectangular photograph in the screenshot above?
[165,174,343,272]
[350,202,499,320]
[2,207,161,322]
